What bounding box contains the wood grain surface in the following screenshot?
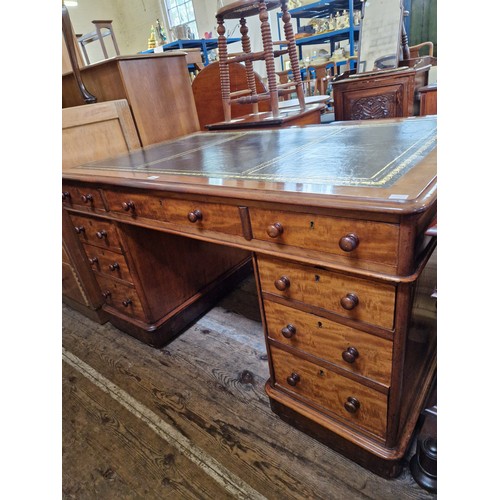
[62,277,436,499]
[263,299,393,386]
[257,255,396,330]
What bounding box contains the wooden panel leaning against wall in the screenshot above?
[62,99,141,323]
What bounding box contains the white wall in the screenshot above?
[66,0,167,64]
[66,0,300,77]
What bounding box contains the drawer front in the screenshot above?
[250,208,399,266]
[104,190,243,236]
[69,214,122,252]
[82,244,133,284]
[96,275,147,322]
[62,184,106,211]
[264,300,393,386]
[258,256,396,330]
[270,346,388,438]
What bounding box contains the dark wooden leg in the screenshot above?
[217,15,231,122]
[62,5,96,104]
[259,2,279,117]
[240,18,259,115]
[280,0,305,110]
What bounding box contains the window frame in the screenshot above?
[164,0,198,39]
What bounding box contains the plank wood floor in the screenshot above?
[62,276,436,499]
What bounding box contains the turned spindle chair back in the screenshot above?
[216,0,305,122]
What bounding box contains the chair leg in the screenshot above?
[259,2,279,117]
[280,1,305,110]
[240,18,259,115]
[216,15,231,122]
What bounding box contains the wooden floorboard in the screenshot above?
[62,276,436,499]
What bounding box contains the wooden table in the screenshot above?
[62,116,437,478]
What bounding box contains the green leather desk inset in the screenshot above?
[62,116,437,478]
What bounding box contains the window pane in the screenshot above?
[178,4,189,24]
[169,7,180,27]
[187,21,198,38]
[186,2,195,20]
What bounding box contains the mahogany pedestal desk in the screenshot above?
[62,116,437,478]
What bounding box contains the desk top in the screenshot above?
[63,117,437,214]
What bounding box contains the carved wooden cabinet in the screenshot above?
[332,61,433,121]
[63,117,437,477]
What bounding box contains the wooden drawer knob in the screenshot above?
[109,262,120,271]
[122,201,135,212]
[340,293,359,310]
[96,230,108,239]
[281,324,296,339]
[188,209,203,223]
[62,192,71,201]
[74,226,85,234]
[266,222,284,238]
[81,194,93,203]
[286,372,300,386]
[339,233,359,252]
[102,290,111,299]
[88,257,98,265]
[122,298,132,307]
[344,396,360,414]
[342,346,359,364]
[274,276,290,291]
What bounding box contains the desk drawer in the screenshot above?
[96,275,147,322]
[70,214,122,252]
[264,300,393,386]
[62,184,106,211]
[258,256,396,330]
[250,208,399,267]
[104,190,243,236]
[83,244,133,284]
[270,346,388,438]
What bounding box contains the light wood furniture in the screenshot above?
[62,100,141,171]
[62,53,201,146]
[77,20,120,65]
[62,99,142,322]
[63,116,437,477]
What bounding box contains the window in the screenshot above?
[164,0,198,39]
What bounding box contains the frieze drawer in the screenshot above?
[264,300,393,386]
[258,256,396,330]
[96,275,147,322]
[270,346,388,438]
[62,185,106,211]
[103,190,244,236]
[82,244,133,284]
[250,208,399,267]
[69,214,122,252]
